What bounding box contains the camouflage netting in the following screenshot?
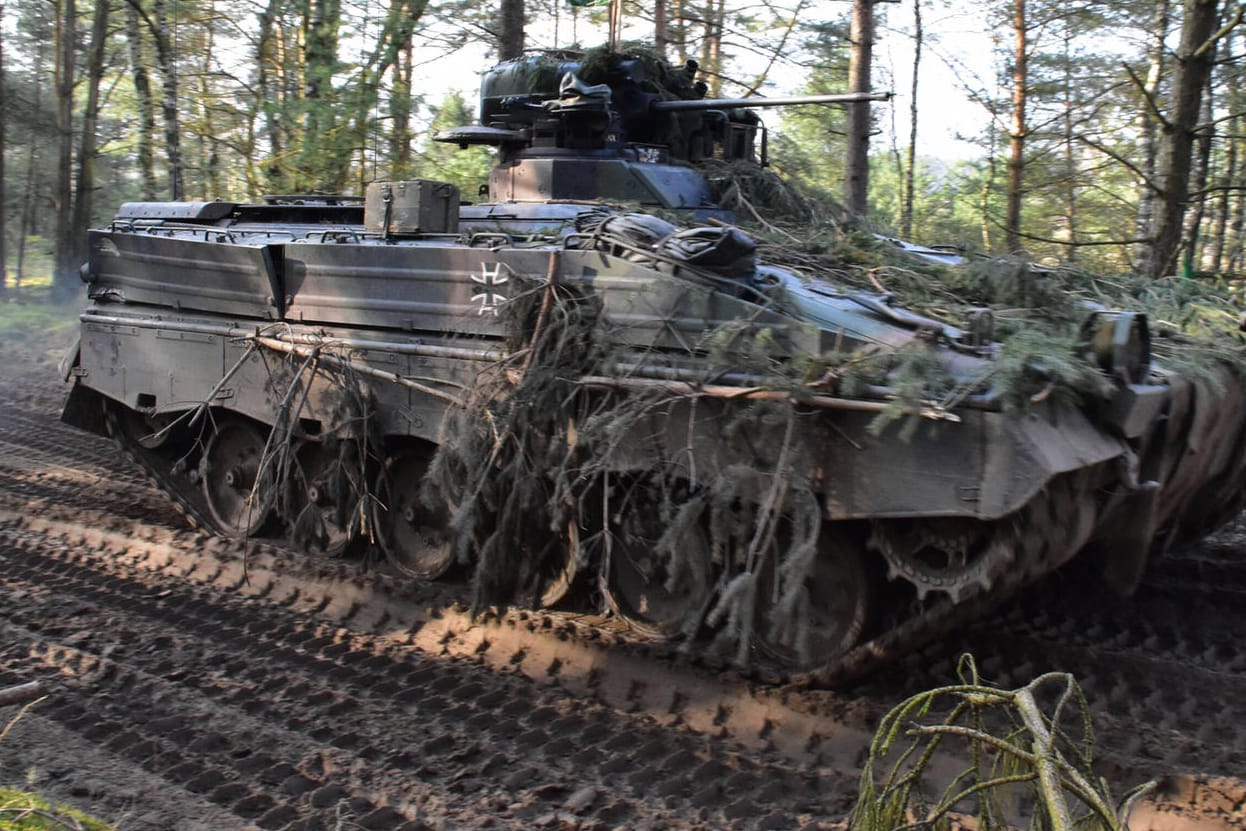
[674,122,1246,401]
[576,43,705,101]
[699,159,816,227]
[423,224,834,664]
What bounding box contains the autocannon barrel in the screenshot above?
[651,91,892,112]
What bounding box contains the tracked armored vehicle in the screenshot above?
[60,48,1246,684]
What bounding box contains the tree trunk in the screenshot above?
[901,0,922,239]
[1230,160,1246,272]
[1143,0,1219,278]
[126,1,157,200]
[655,0,667,57]
[52,0,78,299]
[1209,126,1233,273]
[1061,24,1076,263]
[303,0,333,186]
[843,0,875,218]
[671,0,687,64]
[1134,0,1171,268]
[69,0,110,273]
[980,120,998,251]
[391,34,414,178]
[1179,75,1215,275]
[198,1,221,199]
[498,0,524,61]
[0,0,7,297]
[1004,0,1027,254]
[1213,31,1240,273]
[17,141,37,287]
[152,0,184,199]
[253,0,313,192]
[699,0,726,96]
[16,37,45,288]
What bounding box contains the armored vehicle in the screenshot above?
[60,48,1246,684]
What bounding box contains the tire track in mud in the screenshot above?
[0,505,876,764]
[0,401,204,529]
[852,545,1246,786]
[0,517,859,830]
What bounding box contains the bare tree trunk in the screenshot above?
[901,0,922,238]
[122,0,184,197]
[1143,0,1219,278]
[1061,24,1076,263]
[152,0,184,199]
[1209,128,1233,272]
[1212,31,1240,273]
[843,0,875,218]
[655,0,668,56]
[700,0,726,95]
[980,120,998,251]
[255,0,281,188]
[303,0,336,188]
[1004,0,1027,253]
[126,0,157,199]
[1134,0,1171,267]
[0,0,7,297]
[198,0,221,198]
[1230,161,1246,272]
[69,0,110,272]
[16,38,45,288]
[17,141,38,287]
[391,35,414,177]
[671,0,687,64]
[1179,75,1215,275]
[498,0,524,61]
[52,0,78,299]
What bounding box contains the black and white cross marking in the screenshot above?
[471,262,510,316]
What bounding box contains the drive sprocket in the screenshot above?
[868,517,1014,602]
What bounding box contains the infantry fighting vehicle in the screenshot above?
[60,49,1246,684]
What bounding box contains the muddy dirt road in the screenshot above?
[1,339,1244,830]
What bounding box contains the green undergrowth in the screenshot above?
[0,291,81,369]
[0,790,113,831]
[1,698,114,831]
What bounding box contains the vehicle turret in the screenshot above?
[434,50,888,213]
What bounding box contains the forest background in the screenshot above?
[0,0,1239,299]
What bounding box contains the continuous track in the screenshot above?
[3,354,1246,829]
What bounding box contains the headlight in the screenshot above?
[1078,311,1151,385]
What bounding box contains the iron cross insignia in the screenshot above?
[471,262,509,316]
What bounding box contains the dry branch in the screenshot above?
[0,682,42,707]
[577,376,961,421]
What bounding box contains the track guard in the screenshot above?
[60,380,109,438]
[1090,480,1159,596]
[57,337,81,382]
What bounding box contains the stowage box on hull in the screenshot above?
[364,180,460,236]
